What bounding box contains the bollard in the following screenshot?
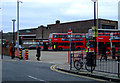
[25,49,28,60]
[19,48,23,60]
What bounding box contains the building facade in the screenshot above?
[3,19,118,48]
[37,19,118,39]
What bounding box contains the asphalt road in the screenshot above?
[2,59,107,83]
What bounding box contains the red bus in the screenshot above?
[86,32,120,54]
[43,40,53,50]
[49,33,86,51]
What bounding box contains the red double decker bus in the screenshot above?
[49,33,86,51]
[86,29,120,54]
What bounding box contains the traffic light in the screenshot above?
[19,36,23,45]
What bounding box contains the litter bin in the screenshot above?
[86,52,95,67]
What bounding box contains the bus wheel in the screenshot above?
[77,47,81,51]
[59,47,63,51]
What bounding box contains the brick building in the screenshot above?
[37,19,118,39]
[3,19,118,48]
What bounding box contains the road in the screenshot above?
[2,58,106,83]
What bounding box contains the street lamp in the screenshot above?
[12,19,16,45]
[91,0,97,26]
[91,0,97,67]
[17,0,22,56]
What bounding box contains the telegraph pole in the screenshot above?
[12,19,16,45]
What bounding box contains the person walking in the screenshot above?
[36,45,41,61]
[54,44,56,51]
[11,44,15,59]
[100,44,107,61]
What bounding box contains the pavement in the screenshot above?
[56,61,120,82]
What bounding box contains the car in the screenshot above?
[14,45,24,49]
[29,45,37,49]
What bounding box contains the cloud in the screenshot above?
[64,3,93,16]
[1,0,120,32]
[2,0,72,3]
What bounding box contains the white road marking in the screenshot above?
[28,75,45,81]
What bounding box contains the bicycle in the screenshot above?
[74,54,95,72]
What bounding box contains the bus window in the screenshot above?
[59,43,64,46]
[54,35,57,38]
[99,42,104,49]
[64,43,70,46]
[112,42,119,47]
[76,42,83,46]
[75,35,81,38]
[105,42,110,47]
[64,35,68,38]
[49,34,53,38]
[82,35,85,38]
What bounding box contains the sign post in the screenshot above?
[68,28,72,70]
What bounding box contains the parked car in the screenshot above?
[14,45,24,49]
[29,45,37,49]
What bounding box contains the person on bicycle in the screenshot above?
[85,44,91,59]
[86,44,91,54]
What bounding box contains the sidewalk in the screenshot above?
[56,62,120,82]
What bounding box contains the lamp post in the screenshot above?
[1,30,3,59]
[91,0,97,66]
[17,0,22,56]
[12,19,16,45]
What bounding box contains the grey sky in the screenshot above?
[1,0,119,32]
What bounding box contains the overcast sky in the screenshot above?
[0,0,119,32]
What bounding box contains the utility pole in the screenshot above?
[12,19,16,45]
[17,0,22,56]
[1,30,3,59]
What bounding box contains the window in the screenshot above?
[54,34,68,38]
[75,35,81,38]
[49,34,53,38]
[99,42,104,49]
[112,42,119,47]
[76,42,83,46]
[102,25,115,29]
[59,43,64,46]
[64,43,70,46]
[105,42,110,47]
[26,30,31,32]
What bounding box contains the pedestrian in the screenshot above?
[112,46,116,60]
[36,45,41,61]
[100,44,107,61]
[54,44,56,51]
[11,44,15,59]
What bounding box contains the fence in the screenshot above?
[68,50,120,78]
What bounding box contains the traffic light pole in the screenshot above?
[68,28,72,70]
[94,1,97,66]
[70,34,72,70]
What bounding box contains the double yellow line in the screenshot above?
[50,65,108,82]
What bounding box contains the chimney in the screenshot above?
[56,20,60,24]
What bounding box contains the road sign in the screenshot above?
[68,29,72,35]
